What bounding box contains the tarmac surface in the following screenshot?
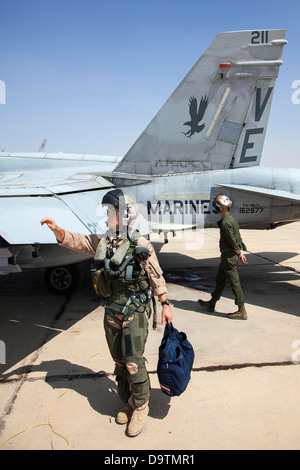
[0,222,300,451]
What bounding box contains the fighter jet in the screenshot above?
[1,29,299,293]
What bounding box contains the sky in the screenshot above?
[1,0,299,168]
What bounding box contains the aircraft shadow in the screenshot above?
[0,268,95,376]
[155,249,300,319]
[0,249,298,382]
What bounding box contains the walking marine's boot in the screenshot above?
[116,402,134,425]
[197,297,216,312]
[127,401,149,437]
[227,304,248,320]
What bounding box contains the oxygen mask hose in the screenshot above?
[104,245,151,277]
[104,253,134,277]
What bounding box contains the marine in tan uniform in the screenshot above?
[41,189,172,437]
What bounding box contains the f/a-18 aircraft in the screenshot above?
[1,29,299,293]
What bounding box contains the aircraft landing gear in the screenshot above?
[45,263,83,295]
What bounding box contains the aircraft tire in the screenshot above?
[45,263,83,295]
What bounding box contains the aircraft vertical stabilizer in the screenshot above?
[114,29,287,176]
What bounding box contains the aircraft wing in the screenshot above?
[0,164,115,244]
[217,183,300,203]
[0,172,114,196]
[0,189,113,245]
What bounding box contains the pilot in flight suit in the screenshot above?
[41,189,173,437]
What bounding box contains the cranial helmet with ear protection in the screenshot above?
[212,193,232,212]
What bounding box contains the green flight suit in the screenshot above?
[104,304,150,408]
[212,212,246,306]
[92,235,152,409]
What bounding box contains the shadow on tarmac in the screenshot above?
[0,359,171,421]
[0,248,299,379]
[156,250,300,319]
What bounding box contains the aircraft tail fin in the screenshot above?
[114,30,287,176]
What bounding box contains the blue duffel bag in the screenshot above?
[157,322,194,397]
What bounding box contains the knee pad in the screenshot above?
[126,358,148,384]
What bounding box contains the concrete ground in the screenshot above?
[0,222,299,450]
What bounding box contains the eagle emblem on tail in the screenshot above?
[183,95,208,138]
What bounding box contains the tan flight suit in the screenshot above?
[58,230,167,408]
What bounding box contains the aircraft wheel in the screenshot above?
[45,264,82,295]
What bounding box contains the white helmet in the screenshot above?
[213,194,232,212]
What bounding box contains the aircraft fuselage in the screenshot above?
[125,166,300,231]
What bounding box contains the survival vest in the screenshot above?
[91,231,155,322]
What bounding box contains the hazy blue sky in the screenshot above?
[1,0,299,167]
